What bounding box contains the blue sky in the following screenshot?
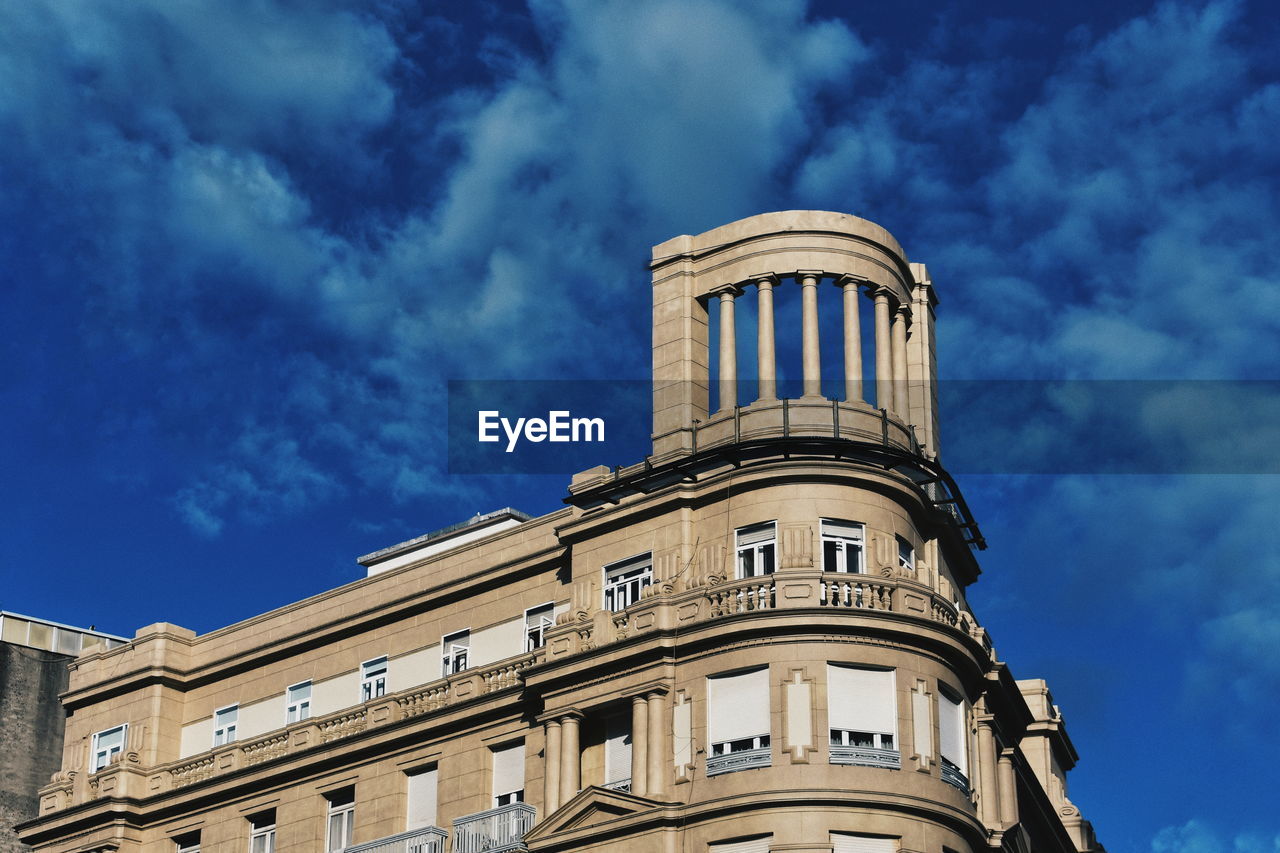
[2,1,1278,849]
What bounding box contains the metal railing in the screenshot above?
[452,802,536,853]
[705,746,771,777]
[344,827,447,853]
[830,745,900,769]
[940,757,969,792]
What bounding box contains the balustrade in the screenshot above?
[344,827,448,853]
[452,802,536,853]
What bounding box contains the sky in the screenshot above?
[1,1,1278,850]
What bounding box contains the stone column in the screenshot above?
[559,713,581,804]
[997,748,1018,827]
[839,276,864,404]
[799,272,822,398]
[976,720,999,828]
[543,719,562,814]
[716,287,739,413]
[630,695,649,797]
[891,302,910,420]
[755,275,777,403]
[646,692,667,799]
[873,287,894,413]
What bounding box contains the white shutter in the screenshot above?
[831,832,896,853]
[938,691,966,773]
[604,715,632,784]
[827,665,896,734]
[707,669,770,744]
[823,519,864,540]
[709,836,772,853]
[406,767,437,829]
[492,742,525,798]
[736,522,775,547]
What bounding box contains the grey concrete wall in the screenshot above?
[0,643,71,853]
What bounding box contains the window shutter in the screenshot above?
[406,767,437,829]
[707,669,770,743]
[708,836,772,853]
[831,833,896,853]
[823,519,864,540]
[491,742,525,798]
[827,665,897,734]
[736,522,776,547]
[939,691,966,773]
[604,715,632,785]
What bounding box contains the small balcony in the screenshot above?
[452,802,537,853]
[705,745,771,777]
[602,778,632,793]
[941,757,969,793]
[344,827,448,853]
[830,745,900,769]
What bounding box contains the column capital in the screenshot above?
[872,284,895,300]
[536,708,584,725]
[624,681,670,700]
[708,283,742,298]
[894,301,912,320]
[750,272,778,287]
[795,269,824,283]
[835,273,868,289]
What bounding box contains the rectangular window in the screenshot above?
[174,831,201,853]
[827,665,898,768]
[406,766,438,830]
[491,742,525,806]
[831,833,897,853]
[938,687,968,791]
[735,522,776,578]
[524,603,554,652]
[442,631,470,677]
[706,668,771,775]
[361,657,388,702]
[90,724,128,771]
[213,705,238,747]
[708,836,772,853]
[603,554,653,612]
[604,712,632,790]
[285,681,312,724]
[248,810,276,853]
[896,536,915,571]
[326,788,355,852]
[822,519,865,573]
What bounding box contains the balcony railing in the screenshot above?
[345,827,448,853]
[603,778,632,792]
[941,757,969,792]
[452,802,536,853]
[705,746,771,777]
[830,745,900,769]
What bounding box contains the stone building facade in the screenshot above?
[18,212,1104,853]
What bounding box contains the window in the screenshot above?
[90,724,127,771]
[735,522,776,578]
[442,631,470,676]
[491,742,525,806]
[286,681,312,724]
[938,686,968,791]
[248,810,276,853]
[524,603,554,652]
[603,554,652,611]
[213,705,238,747]
[406,766,438,830]
[174,831,201,853]
[361,657,388,701]
[326,788,355,852]
[831,833,897,853]
[827,665,898,768]
[822,519,865,573]
[708,836,772,853]
[896,536,915,571]
[706,668,771,775]
[604,712,632,790]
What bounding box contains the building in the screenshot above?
[18,211,1104,853]
[0,612,126,853]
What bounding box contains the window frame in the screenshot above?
[441,630,470,677]
[735,521,777,579]
[360,656,388,702]
[821,519,866,574]
[325,788,356,853]
[173,830,201,853]
[248,811,276,853]
[524,603,555,652]
[491,741,526,807]
[90,723,128,772]
[896,535,915,571]
[602,554,653,612]
[285,680,312,725]
[212,705,238,747]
